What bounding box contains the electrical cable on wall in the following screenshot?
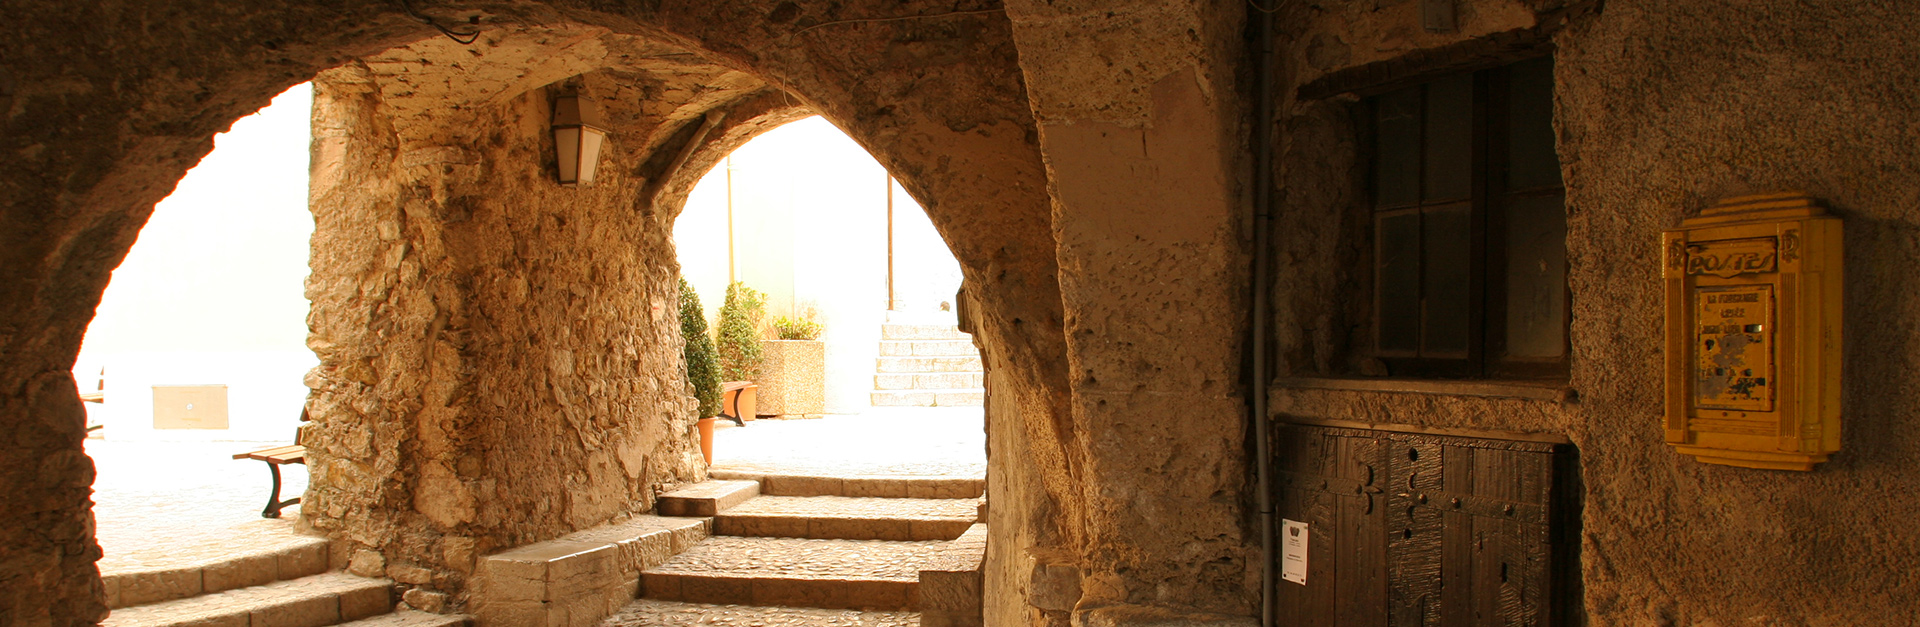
[398,0,482,45]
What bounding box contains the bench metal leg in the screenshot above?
[261,462,302,519]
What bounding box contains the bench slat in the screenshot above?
[233,444,306,464]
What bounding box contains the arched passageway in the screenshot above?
[1,2,1082,622]
[3,1,1261,625]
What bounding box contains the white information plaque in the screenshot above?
[1281,518,1309,585]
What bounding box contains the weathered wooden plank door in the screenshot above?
[1273,423,1577,627]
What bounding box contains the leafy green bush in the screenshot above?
[770,313,823,341]
[716,281,766,382]
[679,277,722,419]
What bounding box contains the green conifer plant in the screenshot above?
[716,281,766,383]
[679,277,722,420]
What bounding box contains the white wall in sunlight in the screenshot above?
[73,83,316,442]
[674,116,963,414]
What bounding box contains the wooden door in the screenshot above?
[1273,423,1578,627]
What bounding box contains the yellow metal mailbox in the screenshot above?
[1662,192,1841,471]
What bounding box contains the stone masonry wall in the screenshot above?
[1267,0,1920,623]
[303,64,712,602]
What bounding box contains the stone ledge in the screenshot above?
[919,523,986,627]
[656,480,760,517]
[472,515,709,627]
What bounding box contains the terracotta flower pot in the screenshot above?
[697,417,717,465]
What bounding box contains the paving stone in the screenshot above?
[715,496,976,541]
[600,599,918,626]
[643,537,937,610]
[102,572,392,627]
[650,537,937,581]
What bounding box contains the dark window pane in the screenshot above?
[1422,204,1473,356]
[1377,211,1422,353]
[1505,57,1561,190]
[1504,194,1568,357]
[1374,87,1422,208]
[1423,74,1474,203]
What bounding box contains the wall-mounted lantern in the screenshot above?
[552,95,608,186]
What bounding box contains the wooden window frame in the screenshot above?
[1363,58,1569,381]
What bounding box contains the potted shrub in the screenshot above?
[679,278,722,464]
[758,309,826,418]
[714,282,765,425]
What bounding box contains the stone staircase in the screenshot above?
[598,475,987,626]
[100,532,469,627]
[870,323,984,407]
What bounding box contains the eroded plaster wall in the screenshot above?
[1267,0,1920,623]
[994,1,1257,624]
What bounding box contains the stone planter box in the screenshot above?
[757,340,824,417]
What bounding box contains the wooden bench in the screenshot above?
[720,381,757,427]
[233,444,305,518]
[235,412,310,519]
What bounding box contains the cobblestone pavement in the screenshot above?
[87,438,311,574]
[648,536,940,580]
[713,407,984,478]
[602,600,919,626]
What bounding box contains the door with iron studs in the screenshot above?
[1273,423,1580,626]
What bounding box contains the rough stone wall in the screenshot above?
[995,1,1257,623]
[0,1,1068,621]
[1267,0,1920,623]
[303,57,738,599]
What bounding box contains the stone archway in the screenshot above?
[1,2,1075,622]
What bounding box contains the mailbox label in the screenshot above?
[1694,284,1774,412]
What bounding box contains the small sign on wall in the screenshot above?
[1281,518,1310,585]
[153,385,229,430]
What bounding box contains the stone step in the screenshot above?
[879,325,969,341]
[920,524,988,627]
[657,480,761,517]
[870,390,984,407]
[642,536,940,611]
[873,373,983,391]
[104,530,332,609]
[473,515,711,626]
[340,610,472,627]
[102,572,392,627]
[875,356,982,374]
[714,496,979,541]
[600,599,919,626]
[877,340,979,357]
[706,472,985,500]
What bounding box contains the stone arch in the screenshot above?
[1,1,1076,621]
